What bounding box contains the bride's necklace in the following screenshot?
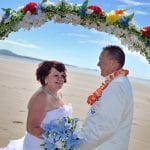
[87,69,129,105]
[43,86,59,101]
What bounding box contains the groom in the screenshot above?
[80,45,133,150]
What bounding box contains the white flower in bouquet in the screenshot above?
[55,141,63,149]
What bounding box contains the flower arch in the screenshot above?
[0,0,150,63]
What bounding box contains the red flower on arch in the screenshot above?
[87,5,103,15]
[141,26,150,38]
[22,2,37,14]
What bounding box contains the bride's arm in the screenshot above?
[26,92,47,138]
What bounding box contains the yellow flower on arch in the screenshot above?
[106,11,119,24]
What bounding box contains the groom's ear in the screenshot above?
[110,59,115,67]
[110,59,120,70]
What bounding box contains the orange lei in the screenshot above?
[87,69,129,105]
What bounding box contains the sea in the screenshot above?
[0,54,99,76]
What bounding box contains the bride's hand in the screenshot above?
[37,134,44,139]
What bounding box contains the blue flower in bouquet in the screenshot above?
[41,117,83,150]
[66,133,82,150]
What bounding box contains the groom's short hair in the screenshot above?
[103,45,125,68]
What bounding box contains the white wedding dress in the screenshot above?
[0,104,72,150]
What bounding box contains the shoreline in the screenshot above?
[0,54,149,83]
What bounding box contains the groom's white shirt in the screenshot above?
[80,75,133,150]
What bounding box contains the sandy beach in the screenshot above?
[0,58,150,150]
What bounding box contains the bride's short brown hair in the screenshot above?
[36,60,67,86]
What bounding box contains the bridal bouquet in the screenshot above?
[41,117,83,150]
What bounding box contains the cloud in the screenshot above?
[0,39,40,49]
[89,29,100,34]
[78,37,119,46]
[116,43,149,64]
[62,30,149,65]
[79,39,102,44]
[61,33,89,38]
[134,10,149,15]
[129,52,149,64]
[79,34,149,65]
[118,0,150,6]
[117,5,129,9]
[89,29,109,36]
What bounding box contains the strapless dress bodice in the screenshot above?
[41,104,72,125]
[1,104,72,150]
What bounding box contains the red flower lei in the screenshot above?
[87,69,129,105]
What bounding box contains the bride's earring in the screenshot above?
[45,80,48,85]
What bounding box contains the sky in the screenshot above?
[0,0,150,80]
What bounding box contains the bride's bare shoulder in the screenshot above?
[28,88,47,109]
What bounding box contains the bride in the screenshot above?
[1,60,72,150]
